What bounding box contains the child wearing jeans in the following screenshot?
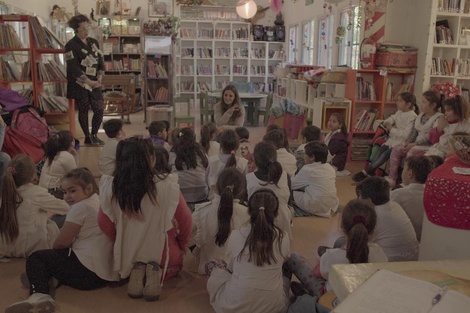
[283,199,387,310]
[353,92,418,182]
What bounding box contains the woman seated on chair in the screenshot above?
[214,85,245,130]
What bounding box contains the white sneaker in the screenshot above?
[384,176,396,188]
[5,293,55,313]
[336,169,351,177]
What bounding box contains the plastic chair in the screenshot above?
[173,95,195,128]
[199,92,214,125]
[254,93,273,126]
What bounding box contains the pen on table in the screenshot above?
[432,286,447,305]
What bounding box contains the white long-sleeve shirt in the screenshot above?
[383,110,417,147]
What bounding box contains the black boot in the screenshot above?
[92,134,105,145]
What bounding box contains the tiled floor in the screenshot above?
[0,109,364,312]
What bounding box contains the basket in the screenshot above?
[449,133,470,164]
[320,71,347,84]
[375,43,418,68]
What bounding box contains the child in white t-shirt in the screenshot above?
[99,118,125,176]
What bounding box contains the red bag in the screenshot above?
[11,107,49,143]
[1,127,44,163]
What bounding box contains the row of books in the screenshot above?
[179,82,194,92]
[253,82,274,93]
[197,65,212,75]
[180,27,250,40]
[233,65,248,75]
[437,0,462,12]
[147,60,168,78]
[431,57,455,75]
[435,21,454,45]
[30,16,64,49]
[233,48,249,58]
[181,48,194,58]
[104,58,141,71]
[250,65,266,76]
[181,65,194,75]
[147,86,169,102]
[385,82,412,101]
[353,108,378,131]
[18,88,33,105]
[215,65,230,75]
[38,92,68,113]
[214,29,231,39]
[355,77,377,101]
[36,60,66,82]
[0,58,30,81]
[196,48,212,58]
[455,58,470,76]
[110,25,140,36]
[0,24,23,48]
[214,48,231,58]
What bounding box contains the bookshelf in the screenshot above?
[98,16,142,109]
[345,69,416,160]
[0,15,75,134]
[178,14,285,103]
[417,0,470,100]
[143,35,173,122]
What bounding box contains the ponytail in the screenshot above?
[220,129,240,169]
[200,124,211,153]
[215,185,235,247]
[225,151,237,169]
[239,189,284,267]
[342,199,377,264]
[43,131,73,166]
[266,160,283,186]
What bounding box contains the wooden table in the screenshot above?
[207,92,268,127]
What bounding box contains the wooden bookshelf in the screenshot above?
[0,15,75,135]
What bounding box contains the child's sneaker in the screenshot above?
[143,261,162,302]
[384,176,396,188]
[127,262,146,299]
[336,169,351,177]
[5,293,55,313]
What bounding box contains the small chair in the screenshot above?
[101,75,136,124]
[199,91,215,125]
[254,93,273,126]
[173,95,195,128]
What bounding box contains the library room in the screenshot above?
[0,0,470,312]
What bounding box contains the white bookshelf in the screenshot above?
[177,19,285,101]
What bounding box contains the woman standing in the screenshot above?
[65,14,105,145]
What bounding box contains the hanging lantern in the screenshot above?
[236,0,258,19]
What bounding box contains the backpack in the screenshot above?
[1,127,44,164]
[11,107,49,143]
[0,87,29,111]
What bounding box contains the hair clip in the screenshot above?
[6,167,16,174]
[259,206,265,211]
[230,150,236,155]
[178,131,183,137]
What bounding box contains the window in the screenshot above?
[317,14,334,68]
[301,20,315,65]
[288,25,299,63]
[337,6,361,69]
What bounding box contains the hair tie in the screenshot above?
[259,206,265,211]
[178,131,183,137]
[353,215,366,226]
[230,150,236,155]
[226,185,234,192]
[7,167,16,174]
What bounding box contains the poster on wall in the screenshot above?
[148,0,173,17]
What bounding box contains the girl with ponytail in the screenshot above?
[246,141,292,239]
[206,129,248,199]
[206,189,290,313]
[200,122,220,157]
[39,130,78,198]
[283,199,388,303]
[192,168,248,275]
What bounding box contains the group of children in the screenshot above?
[0,86,469,313]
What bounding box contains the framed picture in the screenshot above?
[148,0,173,17]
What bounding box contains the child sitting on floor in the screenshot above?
[294,125,322,173]
[200,122,220,157]
[291,142,339,218]
[149,120,171,151]
[99,118,125,176]
[264,129,297,178]
[324,113,350,177]
[235,126,255,172]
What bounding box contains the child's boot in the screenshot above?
[143,261,162,301]
[5,293,55,313]
[128,262,146,299]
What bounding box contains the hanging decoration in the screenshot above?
[335,25,346,44]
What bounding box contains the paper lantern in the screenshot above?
[236,0,258,19]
